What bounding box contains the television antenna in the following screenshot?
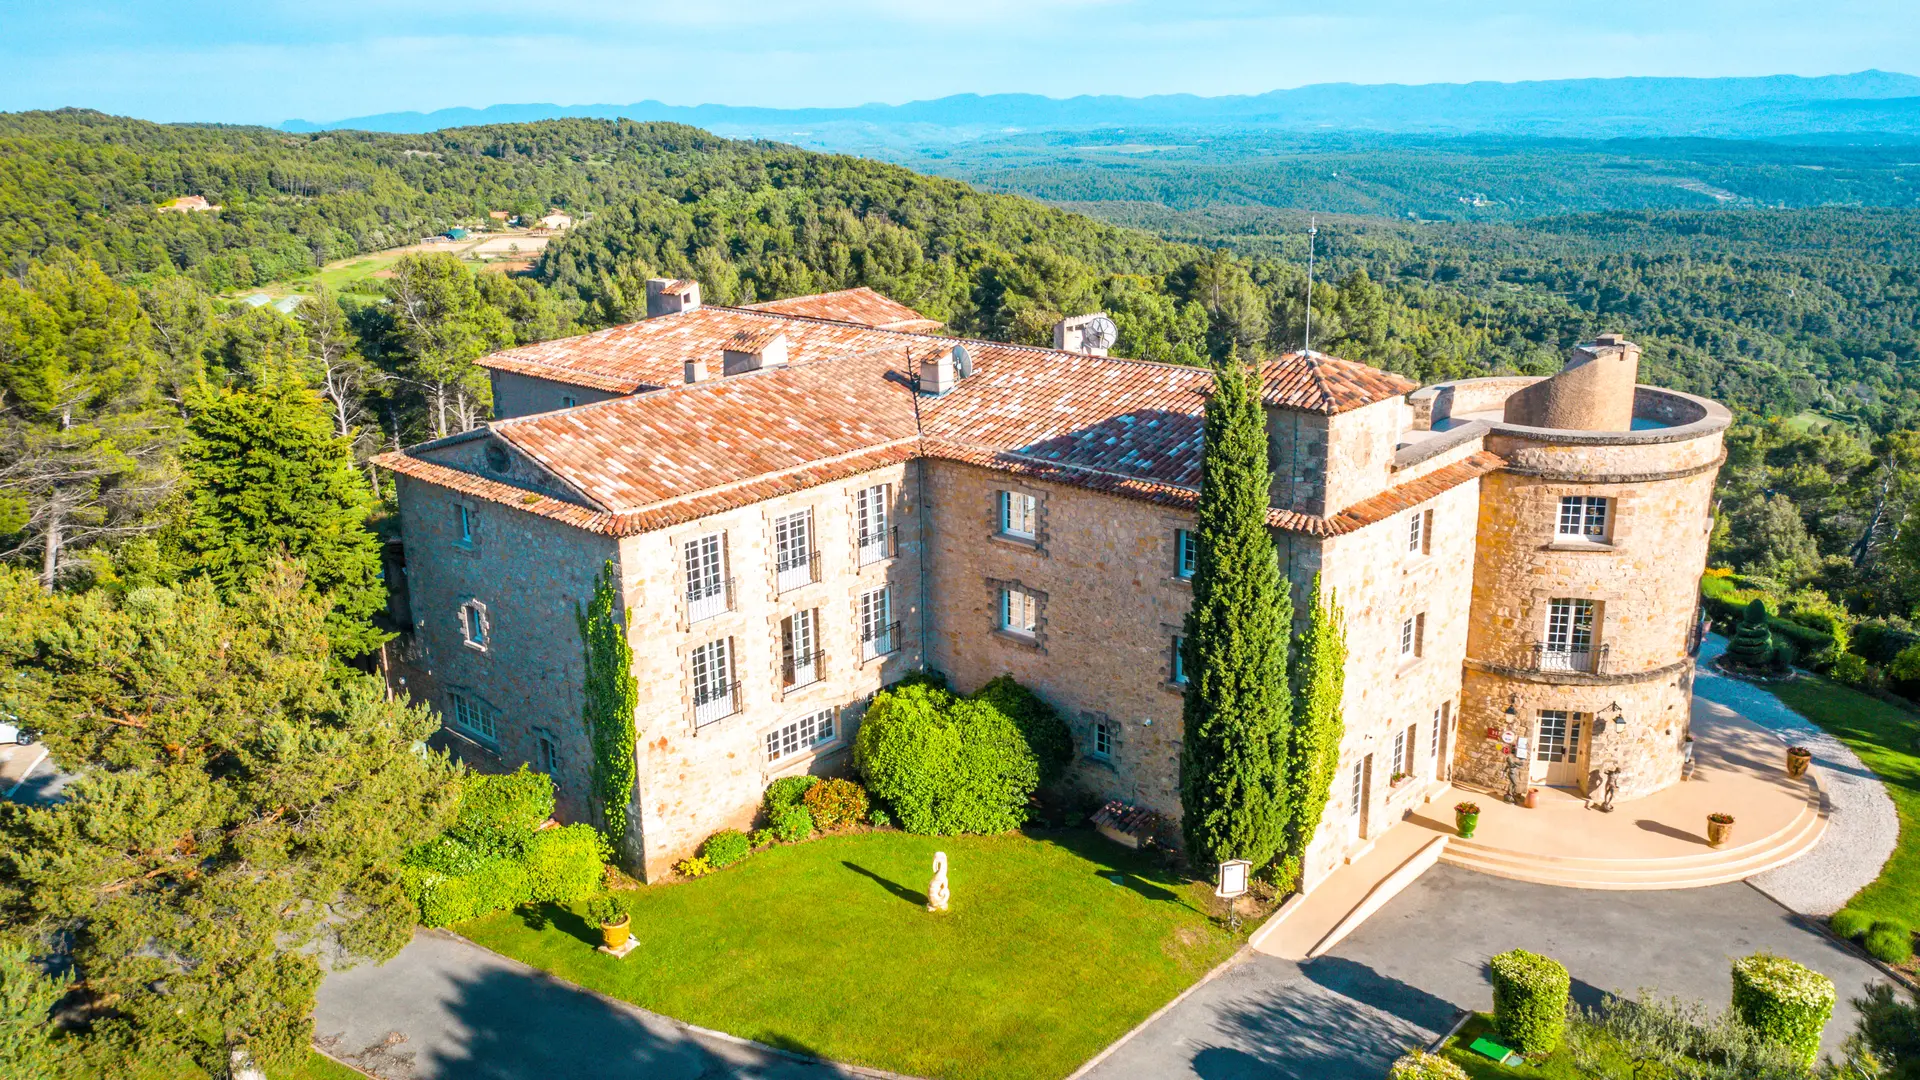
[952,344,974,378]
[1304,215,1318,354]
[1079,314,1118,353]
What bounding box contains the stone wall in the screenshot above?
[488,370,620,421]
[391,471,620,826]
[619,461,924,879]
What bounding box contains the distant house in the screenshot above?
[488,210,511,221]
[159,195,220,213]
[538,212,573,231]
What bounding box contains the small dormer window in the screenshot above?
[484,443,512,474]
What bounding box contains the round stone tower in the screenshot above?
[1415,340,1730,802]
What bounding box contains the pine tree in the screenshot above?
[578,561,639,858]
[1279,574,1347,889]
[1179,353,1294,871]
[175,378,387,656]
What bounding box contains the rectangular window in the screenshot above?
[1431,706,1442,762]
[455,503,475,547]
[1400,614,1424,660]
[561,394,578,409]
[684,533,729,622]
[691,638,735,726]
[461,600,489,651]
[998,490,1037,540]
[1093,721,1113,760]
[539,735,558,774]
[1407,511,1424,554]
[448,693,497,742]
[1000,587,1038,636]
[1351,761,1364,814]
[1171,635,1187,685]
[1176,528,1197,579]
[855,484,891,566]
[781,609,819,688]
[774,510,815,593]
[1557,496,1611,542]
[1543,598,1597,671]
[860,588,895,659]
[766,708,836,763]
[1392,729,1407,777]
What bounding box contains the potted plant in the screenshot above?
[586,893,631,951]
[1454,801,1481,839]
[1706,812,1735,848]
[1786,745,1813,779]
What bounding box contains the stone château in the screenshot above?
[376,281,1727,885]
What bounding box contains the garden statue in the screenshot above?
[928,851,950,912]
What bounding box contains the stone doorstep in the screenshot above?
[596,937,640,959]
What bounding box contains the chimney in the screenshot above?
[721,329,789,376]
[683,358,709,384]
[918,348,957,395]
[1052,312,1118,357]
[645,278,702,319]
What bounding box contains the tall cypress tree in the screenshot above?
[578,561,638,857]
[1179,354,1294,871]
[1279,574,1348,888]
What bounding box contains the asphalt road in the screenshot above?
[1081,864,1888,1079]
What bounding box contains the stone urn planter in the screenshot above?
[1706,812,1735,848]
[1786,746,1813,779]
[1455,801,1481,839]
[586,894,631,951]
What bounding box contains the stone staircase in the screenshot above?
[1436,775,1828,890]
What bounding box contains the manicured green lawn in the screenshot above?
[1766,675,1920,926]
[460,829,1244,1080]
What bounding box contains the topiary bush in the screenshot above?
[771,805,815,843]
[970,675,1073,787]
[763,775,820,818]
[1864,920,1914,965]
[1726,599,1777,669]
[801,778,870,830]
[1490,948,1571,1054]
[522,824,609,903]
[1386,1050,1470,1080]
[698,829,752,869]
[1830,907,1875,940]
[1730,952,1836,1067]
[854,682,1040,835]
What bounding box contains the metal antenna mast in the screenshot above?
[1304,215,1318,354]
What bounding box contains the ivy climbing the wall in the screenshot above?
[578,561,639,853]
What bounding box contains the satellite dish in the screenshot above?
[1080,314,1119,352]
[952,344,974,378]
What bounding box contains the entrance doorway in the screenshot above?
[1530,709,1587,787]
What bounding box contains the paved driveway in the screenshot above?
[314,930,859,1079]
[1083,865,1887,1079]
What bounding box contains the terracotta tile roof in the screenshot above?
[726,326,786,353]
[746,287,944,331]
[1260,351,1420,415]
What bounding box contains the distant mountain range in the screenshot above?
[282,71,1920,149]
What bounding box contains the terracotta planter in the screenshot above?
[1455,811,1479,839]
[1524,788,1540,809]
[1706,815,1735,848]
[1786,748,1812,779]
[600,916,631,951]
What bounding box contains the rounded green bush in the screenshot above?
[763,775,819,817]
[1864,921,1914,965]
[772,805,814,843]
[970,675,1073,787]
[1387,1050,1470,1080]
[854,682,1039,835]
[522,824,608,903]
[1489,948,1571,1054]
[1730,952,1836,1067]
[1829,908,1875,941]
[698,829,752,869]
[801,778,870,830]
[584,893,627,926]
[405,857,532,928]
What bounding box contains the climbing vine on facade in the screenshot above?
[578,561,638,853]
[1279,574,1348,889]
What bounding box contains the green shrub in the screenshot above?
[1729,952,1836,1067]
[1830,907,1875,940]
[749,828,776,848]
[405,833,493,876]
[772,805,814,843]
[763,775,820,817]
[675,855,713,878]
[521,824,607,903]
[1854,620,1920,666]
[1490,948,1571,1054]
[854,682,1040,835]
[970,675,1073,786]
[869,807,892,828]
[447,767,556,860]
[1770,641,1795,674]
[1387,1050,1469,1080]
[404,857,532,927]
[1865,920,1914,965]
[802,778,870,830]
[698,829,752,869]
[1890,645,1920,685]
[585,893,627,925]
[1829,653,1871,688]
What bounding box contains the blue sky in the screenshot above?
[2,0,1917,126]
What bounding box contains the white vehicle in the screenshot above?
[0,720,33,746]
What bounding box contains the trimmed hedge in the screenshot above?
[1865,920,1914,965]
[853,681,1039,835]
[801,778,870,830]
[698,829,752,869]
[1700,575,1839,662]
[404,857,532,928]
[1730,952,1836,1067]
[970,675,1073,786]
[1490,948,1570,1054]
[401,769,605,927]
[521,824,609,903]
[1387,1050,1470,1080]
